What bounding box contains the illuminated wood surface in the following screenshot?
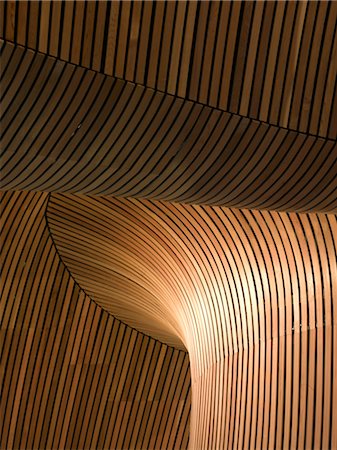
[46,194,337,449]
[1,1,337,449]
[0,192,191,450]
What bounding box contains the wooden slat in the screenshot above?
[1,42,336,214]
[1,0,336,138]
[44,193,337,449]
[1,2,337,448]
[0,192,190,449]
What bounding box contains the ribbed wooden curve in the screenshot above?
[1,1,337,449]
[46,194,337,449]
[0,192,191,450]
[1,1,336,138]
[1,41,337,213]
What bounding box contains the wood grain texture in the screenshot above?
[1,42,336,213]
[1,1,337,449]
[0,192,190,450]
[46,194,337,449]
[1,0,336,138]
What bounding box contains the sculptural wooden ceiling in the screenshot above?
[1,1,337,449]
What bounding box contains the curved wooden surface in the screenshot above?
[1,41,337,213]
[1,1,337,449]
[1,1,336,138]
[47,194,337,449]
[0,191,190,450]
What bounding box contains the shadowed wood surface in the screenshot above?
[1,1,337,449]
[0,191,191,450]
[1,1,336,138]
[1,42,336,213]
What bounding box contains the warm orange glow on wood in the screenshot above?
[1,1,336,448]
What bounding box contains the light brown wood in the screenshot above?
[1,42,336,214]
[43,193,337,448]
[0,191,190,450]
[1,0,336,138]
[1,2,337,449]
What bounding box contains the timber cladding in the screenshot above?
[1,1,337,449]
[0,191,190,449]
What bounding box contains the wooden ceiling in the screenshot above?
[1,1,336,138]
[2,40,337,213]
[1,1,337,449]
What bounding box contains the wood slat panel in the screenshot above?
[1,42,336,213]
[1,0,336,138]
[1,2,337,448]
[0,191,190,449]
[46,193,337,449]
